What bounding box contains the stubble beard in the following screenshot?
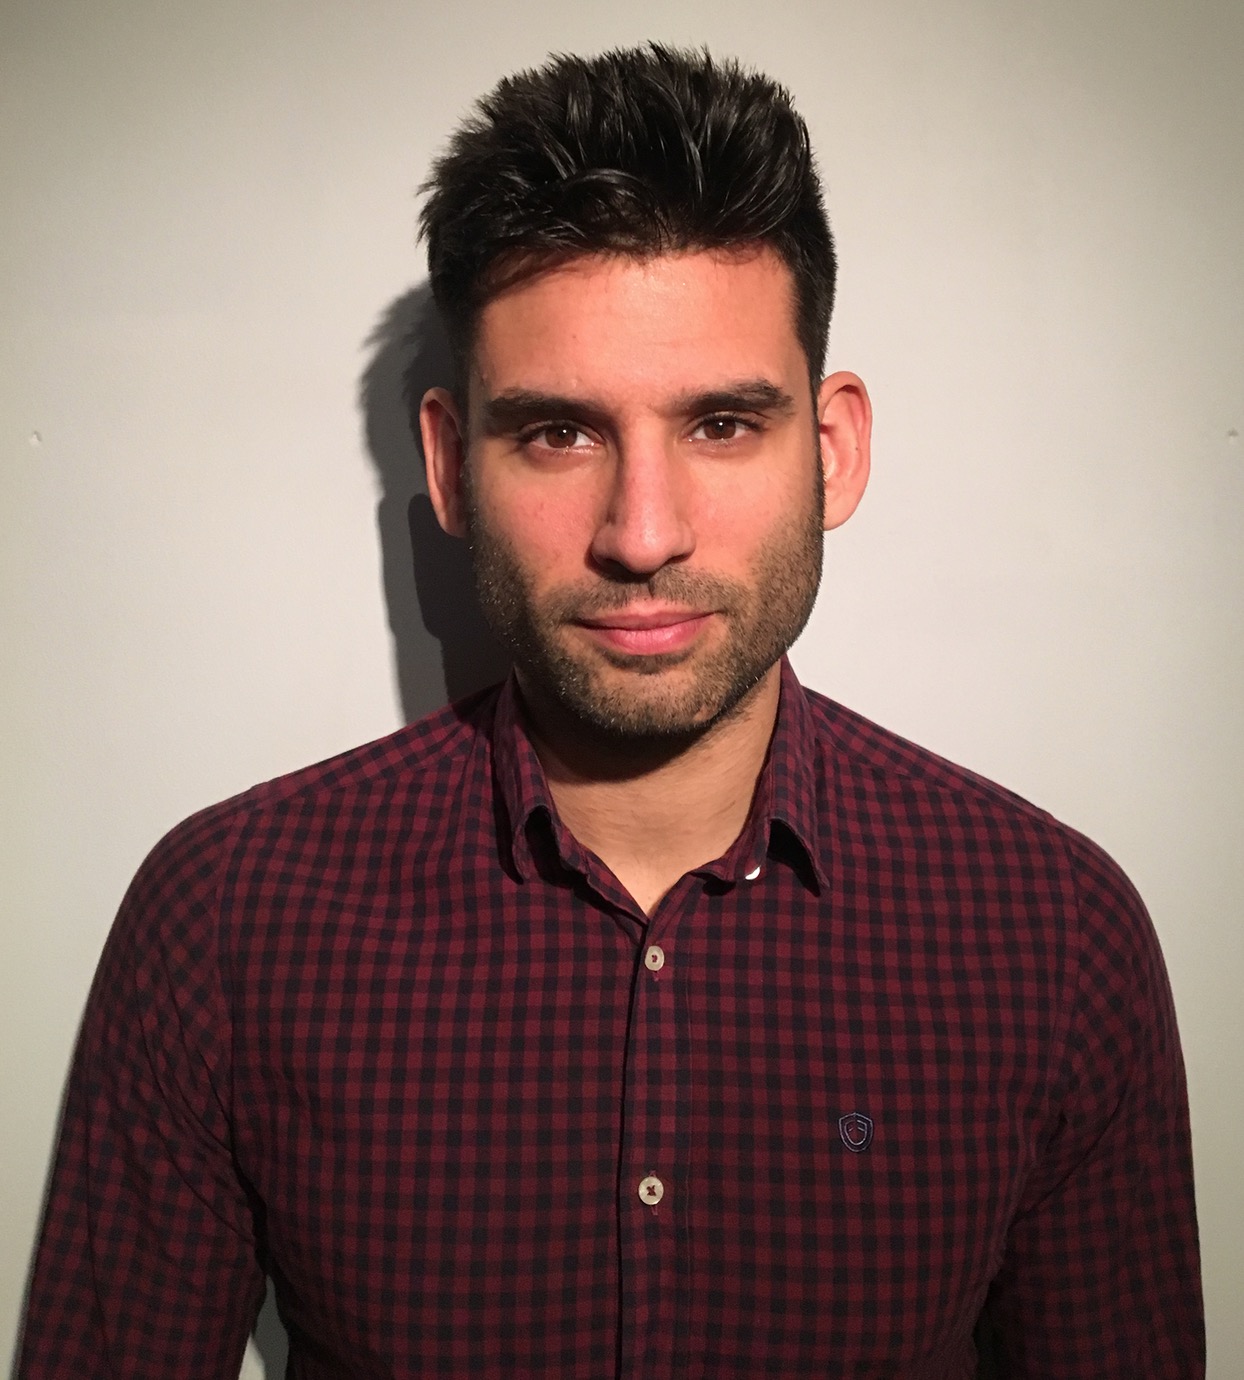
[465,473,825,749]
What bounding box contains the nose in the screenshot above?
[588,442,696,577]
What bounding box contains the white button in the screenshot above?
[744,865,761,880]
[644,945,665,972]
[638,1174,664,1205]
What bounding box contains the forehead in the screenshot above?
[468,247,807,406]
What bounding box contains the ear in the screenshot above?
[419,387,470,538]
[816,371,872,531]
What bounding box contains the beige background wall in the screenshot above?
[3,1,1241,1374]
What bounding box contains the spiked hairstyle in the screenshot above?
[419,45,836,386]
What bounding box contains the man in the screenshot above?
[21,45,1201,1378]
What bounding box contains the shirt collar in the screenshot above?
[691,656,826,892]
[491,657,827,893]
[491,675,578,883]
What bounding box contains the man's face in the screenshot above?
[444,248,837,742]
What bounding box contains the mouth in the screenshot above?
[574,605,715,656]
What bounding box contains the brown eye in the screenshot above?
[699,417,740,441]
[541,424,583,449]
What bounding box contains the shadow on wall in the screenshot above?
[247,1287,289,1380]
[241,285,512,1380]
[359,280,510,722]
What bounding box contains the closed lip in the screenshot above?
[576,606,712,631]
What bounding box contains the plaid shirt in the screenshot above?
[21,661,1202,1378]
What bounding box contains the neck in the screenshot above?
[519,665,782,915]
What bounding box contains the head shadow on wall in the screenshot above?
[360,282,510,723]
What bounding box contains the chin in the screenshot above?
[542,656,771,745]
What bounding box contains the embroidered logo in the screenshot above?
[838,1112,874,1153]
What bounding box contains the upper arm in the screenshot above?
[19,815,266,1379]
[979,836,1203,1376]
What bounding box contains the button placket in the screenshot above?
[617,900,686,1377]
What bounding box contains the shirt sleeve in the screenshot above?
[977,831,1204,1377]
[18,812,266,1379]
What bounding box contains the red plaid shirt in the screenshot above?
[21,661,1202,1377]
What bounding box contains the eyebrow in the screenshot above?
[479,380,799,435]
[480,391,607,436]
[673,381,799,418]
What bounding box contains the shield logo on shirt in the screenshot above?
[838,1112,874,1152]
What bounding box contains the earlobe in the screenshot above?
[817,371,872,531]
[419,387,470,538]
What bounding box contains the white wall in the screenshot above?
[3,1,1241,1374]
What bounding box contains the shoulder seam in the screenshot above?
[803,686,1060,831]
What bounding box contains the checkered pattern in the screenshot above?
[20,661,1202,1377]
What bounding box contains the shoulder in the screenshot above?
[798,683,1155,950]
[805,684,1088,840]
[796,684,1179,1091]
[119,685,503,935]
[802,685,1053,825]
[229,682,499,819]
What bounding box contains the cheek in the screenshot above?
[692,481,789,562]
[691,433,821,536]
[474,476,597,578]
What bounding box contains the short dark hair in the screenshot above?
[419,44,836,385]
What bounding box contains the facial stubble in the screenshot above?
[464,457,825,748]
